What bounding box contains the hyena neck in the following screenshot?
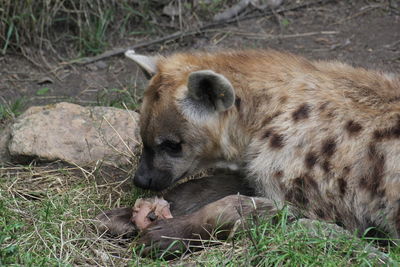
[217,91,280,162]
[217,115,251,162]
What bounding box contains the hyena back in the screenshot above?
[127,49,400,238]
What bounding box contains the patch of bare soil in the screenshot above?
[0,0,399,115]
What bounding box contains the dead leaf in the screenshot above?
[37,76,54,85]
[163,2,180,17]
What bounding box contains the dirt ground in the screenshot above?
[0,0,399,113]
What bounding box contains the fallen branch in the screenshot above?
[75,0,333,65]
[75,31,186,65]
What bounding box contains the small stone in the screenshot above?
[94,60,108,69]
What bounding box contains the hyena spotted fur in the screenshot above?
[126,49,400,252]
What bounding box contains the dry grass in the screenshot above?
[0,160,213,266]
[0,0,161,56]
[0,162,142,266]
[0,0,237,58]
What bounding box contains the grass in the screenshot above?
[0,98,26,124]
[0,163,141,266]
[0,79,141,126]
[166,209,396,266]
[0,0,161,57]
[0,0,238,58]
[96,86,142,112]
[0,162,398,266]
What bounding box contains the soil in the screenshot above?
[0,0,399,116]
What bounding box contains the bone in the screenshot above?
[131,197,173,230]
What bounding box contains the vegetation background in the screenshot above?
[1,0,399,265]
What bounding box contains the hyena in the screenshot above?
[122,49,400,254]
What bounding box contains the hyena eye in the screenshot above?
[160,140,182,156]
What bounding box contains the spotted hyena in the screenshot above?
[124,49,400,254]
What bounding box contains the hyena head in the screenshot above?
[126,51,236,191]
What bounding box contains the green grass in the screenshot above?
[0,164,398,266]
[0,0,239,57]
[96,86,141,111]
[161,209,396,266]
[239,217,383,266]
[0,201,23,265]
[0,0,160,56]
[0,98,26,123]
[0,164,142,266]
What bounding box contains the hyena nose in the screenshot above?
[133,172,151,189]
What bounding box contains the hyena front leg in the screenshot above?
[95,207,138,238]
[138,195,281,258]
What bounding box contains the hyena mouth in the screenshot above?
[177,170,189,182]
[160,170,211,195]
[159,171,188,195]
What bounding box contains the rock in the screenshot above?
[94,60,108,69]
[0,125,11,163]
[8,102,141,167]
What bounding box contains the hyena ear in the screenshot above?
[125,50,158,79]
[182,70,235,120]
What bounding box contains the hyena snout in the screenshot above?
[134,153,173,191]
[133,164,151,189]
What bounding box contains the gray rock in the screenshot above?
[8,102,141,167]
[94,60,108,69]
[0,125,11,164]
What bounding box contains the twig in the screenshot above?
[333,4,386,25]
[75,31,185,65]
[237,30,339,40]
[100,114,138,157]
[385,39,400,49]
[75,0,333,65]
